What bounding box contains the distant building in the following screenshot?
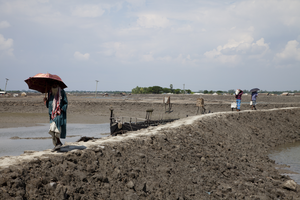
[193,93,204,95]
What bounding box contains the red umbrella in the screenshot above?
[25,73,67,94]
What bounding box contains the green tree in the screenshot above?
[170,84,173,93]
[204,90,208,94]
[140,87,147,94]
[185,89,192,94]
[148,86,163,94]
[163,87,171,93]
[228,89,235,94]
[174,89,181,94]
[132,86,141,94]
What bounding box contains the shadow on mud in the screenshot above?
[56,145,87,153]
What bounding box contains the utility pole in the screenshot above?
[5,78,9,92]
[183,84,185,94]
[95,80,99,98]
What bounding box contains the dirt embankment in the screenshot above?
[1,108,300,199]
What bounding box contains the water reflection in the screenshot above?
[0,123,110,157]
[269,141,300,184]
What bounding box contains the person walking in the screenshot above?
[250,91,258,110]
[235,89,243,111]
[43,80,68,151]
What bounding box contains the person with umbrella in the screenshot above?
[250,88,259,110]
[235,89,243,111]
[44,79,68,151]
[25,73,68,151]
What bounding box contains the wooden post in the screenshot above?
[164,96,171,113]
[196,98,205,114]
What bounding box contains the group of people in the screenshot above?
[41,80,258,151]
[235,89,258,111]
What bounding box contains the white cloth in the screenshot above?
[231,102,237,108]
[49,122,61,146]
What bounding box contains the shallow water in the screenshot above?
[0,123,110,157]
[268,141,300,184]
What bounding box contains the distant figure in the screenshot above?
[43,80,68,151]
[251,91,258,110]
[235,89,243,111]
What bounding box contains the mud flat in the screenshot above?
[1,107,300,199]
[1,94,300,128]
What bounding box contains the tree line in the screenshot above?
[132,86,300,95]
[132,85,192,94]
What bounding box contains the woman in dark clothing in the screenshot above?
[43,80,68,151]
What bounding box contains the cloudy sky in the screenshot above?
[0,0,299,92]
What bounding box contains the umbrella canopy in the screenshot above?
[250,88,260,93]
[25,73,67,93]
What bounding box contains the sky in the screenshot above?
[0,0,300,92]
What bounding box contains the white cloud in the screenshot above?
[157,54,197,66]
[38,0,49,3]
[137,14,169,28]
[74,51,90,61]
[275,40,300,61]
[141,53,154,62]
[126,0,146,7]
[175,54,189,63]
[0,34,14,56]
[0,21,11,29]
[99,42,136,60]
[71,5,105,18]
[158,56,172,62]
[204,36,269,63]
[1,0,300,90]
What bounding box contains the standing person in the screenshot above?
[235,89,243,111]
[43,80,68,151]
[250,91,258,110]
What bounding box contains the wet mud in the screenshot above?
[1,107,300,199]
[1,94,300,128]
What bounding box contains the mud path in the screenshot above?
[1,107,300,199]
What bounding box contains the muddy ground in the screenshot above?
[0,94,300,199]
[1,93,300,128]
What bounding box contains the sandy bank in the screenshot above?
[1,107,300,199]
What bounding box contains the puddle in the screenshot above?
[268,141,300,184]
[0,123,110,157]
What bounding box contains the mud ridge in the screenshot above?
[1,107,300,199]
